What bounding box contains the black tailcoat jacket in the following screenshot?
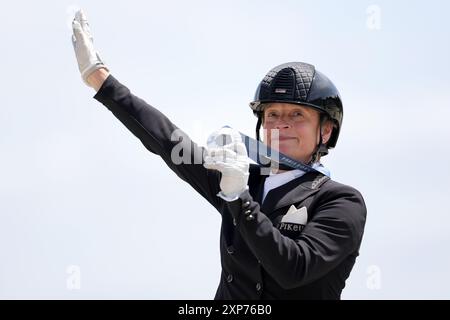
[93,75,367,300]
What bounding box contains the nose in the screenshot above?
[275,118,291,130]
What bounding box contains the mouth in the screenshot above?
[278,136,297,141]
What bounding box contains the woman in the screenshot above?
[71,10,367,300]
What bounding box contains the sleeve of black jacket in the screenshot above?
[226,184,367,289]
[93,74,222,211]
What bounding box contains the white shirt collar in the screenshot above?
[262,162,330,203]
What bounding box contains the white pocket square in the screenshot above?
[281,205,308,225]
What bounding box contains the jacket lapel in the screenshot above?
[260,171,330,215]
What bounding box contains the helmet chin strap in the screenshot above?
[308,114,329,165]
[255,115,262,142]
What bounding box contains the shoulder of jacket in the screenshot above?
[319,178,365,203]
[310,178,367,235]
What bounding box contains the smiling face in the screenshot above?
[262,103,333,164]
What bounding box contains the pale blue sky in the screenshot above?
[0,0,449,299]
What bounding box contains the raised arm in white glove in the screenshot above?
[204,127,250,201]
[71,9,109,87]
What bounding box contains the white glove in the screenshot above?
[71,9,109,86]
[204,127,250,201]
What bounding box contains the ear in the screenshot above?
[321,120,334,144]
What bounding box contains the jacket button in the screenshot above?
[242,201,251,208]
[246,214,255,221]
[232,218,237,226]
[256,282,262,291]
[226,246,235,255]
[244,209,252,215]
[227,274,234,283]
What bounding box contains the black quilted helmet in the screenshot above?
[250,62,343,150]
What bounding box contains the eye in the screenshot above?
[292,111,303,117]
[267,111,278,117]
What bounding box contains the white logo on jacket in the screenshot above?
[278,205,308,233]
